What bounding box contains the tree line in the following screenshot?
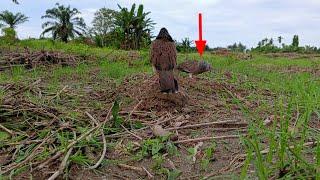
[0,3,155,50]
[1,1,320,53]
[251,35,320,53]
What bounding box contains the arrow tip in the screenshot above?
[195,40,206,56]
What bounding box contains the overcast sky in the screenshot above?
[1,0,319,48]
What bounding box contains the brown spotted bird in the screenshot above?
[150,28,178,93]
[177,60,212,78]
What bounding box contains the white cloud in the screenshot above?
[2,0,320,47]
[79,8,97,25]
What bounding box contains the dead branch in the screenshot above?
[85,112,107,170]
[1,134,52,174]
[118,163,144,172]
[6,79,41,98]
[142,167,154,179]
[120,124,143,140]
[174,135,243,144]
[49,85,68,101]
[47,146,74,180]
[0,123,15,136]
[165,120,246,131]
[125,100,143,122]
[0,49,84,71]
[104,127,149,138]
[36,107,113,170]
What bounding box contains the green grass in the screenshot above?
[0,40,319,178]
[207,56,320,178]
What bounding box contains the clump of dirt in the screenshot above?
[118,74,190,112]
[117,73,252,123]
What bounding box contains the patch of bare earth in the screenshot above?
[86,74,249,179]
[1,73,251,179]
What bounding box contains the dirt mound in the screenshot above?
[119,74,190,112]
[117,73,248,126]
[0,47,90,70]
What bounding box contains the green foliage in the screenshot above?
[70,151,91,165]
[187,147,197,160]
[91,8,118,47]
[1,39,319,178]
[227,42,247,52]
[200,142,216,170]
[317,141,320,179]
[111,98,123,128]
[0,10,28,29]
[176,37,194,53]
[0,131,9,141]
[0,27,17,44]
[292,35,299,47]
[251,35,318,53]
[136,136,178,160]
[166,169,182,180]
[278,36,283,44]
[115,3,155,50]
[92,8,118,35]
[41,3,86,43]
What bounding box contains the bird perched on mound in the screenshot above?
[177,60,212,77]
[150,28,178,93]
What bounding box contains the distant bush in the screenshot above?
[0,27,18,44]
[251,35,320,54]
[227,42,246,53]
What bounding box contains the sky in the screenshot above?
[1,0,320,48]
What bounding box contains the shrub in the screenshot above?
[0,27,17,44]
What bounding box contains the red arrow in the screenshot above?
[195,13,206,56]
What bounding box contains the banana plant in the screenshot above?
[115,3,155,50]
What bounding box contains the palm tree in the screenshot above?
[41,3,86,43]
[181,37,193,52]
[0,10,28,29]
[262,38,268,46]
[116,3,154,49]
[278,36,283,44]
[268,38,274,45]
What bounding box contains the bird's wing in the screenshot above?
[151,40,177,71]
[167,42,177,70]
[151,41,161,69]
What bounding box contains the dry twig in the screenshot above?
[165,120,246,131]
[174,135,243,144]
[47,146,74,180]
[1,134,51,174]
[0,123,15,136]
[85,112,108,170]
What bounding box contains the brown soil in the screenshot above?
[2,73,252,179]
[88,74,248,179]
